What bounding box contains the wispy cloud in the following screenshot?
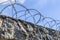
[0,0,8,4]
[0,0,14,4]
[0,0,25,4]
[19,0,25,4]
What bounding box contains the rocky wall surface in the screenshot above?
[0,15,60,40]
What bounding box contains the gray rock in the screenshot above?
[0,15,59,40]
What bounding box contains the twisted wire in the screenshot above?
[0,0,60,30]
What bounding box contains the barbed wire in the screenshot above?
[0,0,60,30]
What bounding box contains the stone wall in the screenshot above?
[0,15,60,40]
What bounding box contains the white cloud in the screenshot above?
[0,0,25,4]
[19,0,25,4]
[0,0,8,3]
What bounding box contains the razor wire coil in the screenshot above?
[0,0,60,30]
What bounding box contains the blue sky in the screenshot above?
[0,0,60,30]
[0,0,60,20]
[23,0,60,20]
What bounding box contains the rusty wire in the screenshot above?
[0,0,60,30]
